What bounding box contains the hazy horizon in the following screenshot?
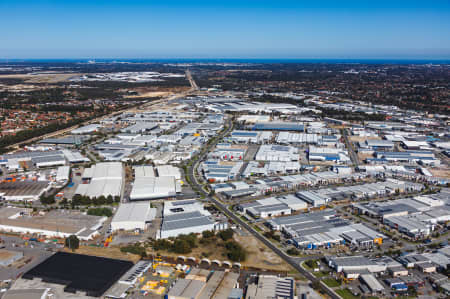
[1,0,450,60]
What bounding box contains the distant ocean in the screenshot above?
[1,58,450,64]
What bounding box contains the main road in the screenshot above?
[342,128,360,166]
[185,69,199,91]
[186,118,342,299]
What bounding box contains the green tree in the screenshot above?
[224,241,246,262]
[218,229,234,241]
[65,235,80,251]
[287,248,300,256]
[40,195,55,205]
[87,207,112,217]
[172,239,192,254]
[202,230,215,238]
[152,239,171,251]
[120,243,147,257]
[407,286,417,297]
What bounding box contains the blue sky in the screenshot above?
[1,0,450,59]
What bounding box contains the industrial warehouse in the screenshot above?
[130,165,182,200]
[0,149,88,170]
[294,179,423,207]
[255,145,299,161]
[75,162,123,198]
[308,146,351,163]
[159,200,227,239]
[111,202,157,231]
[167,270,240,299]
[0,180,51,202]
[238,194,307,218]
[241,161,301,177]
[245,275,295,299]
[353,193,450,239]
[267,210,384,249]
[229,130,272,144]
[201,160,243,182]
[276,132,339,145]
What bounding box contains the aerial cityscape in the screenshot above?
[0,1,449,299]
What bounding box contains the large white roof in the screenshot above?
[91,162,123,180]
[130,176,176,200]
[112,202,156,223]
[156,165,181,180]
[76,162,123,198]
[134,166,155,178]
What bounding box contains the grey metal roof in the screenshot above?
[171,200,198,206]
[31,155,65,163]
[168,278,205,297]
[270,210,335,226]
[164,211,203,222]
[3,150,64,160]
[331,256,378,267]
[252,203,290,213]
[39,136,87,145]
[162,215,213,231]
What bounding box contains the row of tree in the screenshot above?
[149,229,246,262]
[120,243,147,257]
[71,194,120,206]
[152,234,198,254]
[87,207,113,217]
[39,194,56,205]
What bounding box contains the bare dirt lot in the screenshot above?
[430,168,450,178]
[122,86,189,99]
[233,234,290,271]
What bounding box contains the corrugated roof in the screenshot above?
[112,202,156,223]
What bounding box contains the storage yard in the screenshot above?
[0,181,51,201]
[0,207,106,240]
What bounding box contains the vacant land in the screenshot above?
[122,86,190,98]
[430,168,450,178]
[234,234,290,271]
[146,234,291,272]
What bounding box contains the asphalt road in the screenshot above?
[342,128,360,166]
